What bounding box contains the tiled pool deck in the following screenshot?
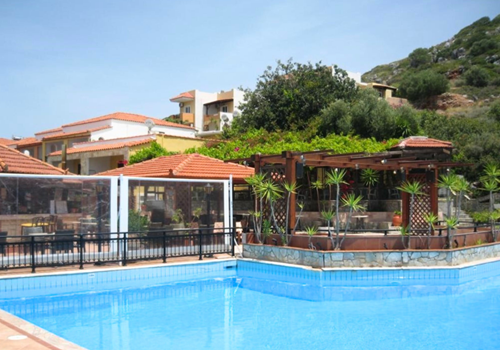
[1,254,500,350]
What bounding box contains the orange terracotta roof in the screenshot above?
[48,138,153,156]
[42,126,111,141]
[169,92,194,101]
[9,137,42,148]
[0,144,67,175]
[35,127,63,135]
[96,153,254,182]
[0,138,13,145]
[392,136,453,149]
[62,112,194,130]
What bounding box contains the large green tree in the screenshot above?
[233,59,358,132]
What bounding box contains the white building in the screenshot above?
[169,89,244,137]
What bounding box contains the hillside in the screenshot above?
[362,15,500,103]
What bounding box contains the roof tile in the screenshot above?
[49,138,153,156]
[0,144,67,175]
[96,153,254,182]
[392,136,453,149]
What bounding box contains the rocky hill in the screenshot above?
[362,15,500,105]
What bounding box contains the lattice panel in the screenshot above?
[408,174,431,235]
[261,165,287,232]
[175,183,191,221]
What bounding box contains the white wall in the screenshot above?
[87,120,196,140]
[194,91,217,132]
[63,120,112,134]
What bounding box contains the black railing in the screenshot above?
[0,227,236,273]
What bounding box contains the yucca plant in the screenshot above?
[481,164,500,242]
[311,179,325,212]
[452,177,470,219]
[399,225,409,249]
[256,179,284,240]
[305,226,318,250]
[245,173,266,243]
[397,180,425,249]
[445,217,459,248]
[325,169,347,249]
[423,212,439,249]
[339,193,365,249]
[490,210,500,242]
[361,169,379,211]
[438,173,458,220]
[321,209,335,249]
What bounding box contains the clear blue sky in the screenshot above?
[1,0,499,138]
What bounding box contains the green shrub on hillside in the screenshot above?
[399,70,449,103]
[464,66,490,87]
[409,48,431,68]
[470,39,498,57]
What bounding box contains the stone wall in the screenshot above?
[243,242,500,268]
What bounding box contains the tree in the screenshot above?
[340,193,365,249]
[349,89,397,141]
[438,173,459,248]
[128,142,176,165]
[464,66,489,87]
[318,100,352,136]
[233,59,358,132]
[398,70,449,103]
[409,48,430,68]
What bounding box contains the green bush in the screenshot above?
[399,70,449,102]
[488,100,500,122]
[464,66,489,87]
[470,39,498,56]
[129,142,177,165]
[409,48,431,68]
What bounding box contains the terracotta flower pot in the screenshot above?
[392,214,402,227]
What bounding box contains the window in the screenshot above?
[222,106,228,113]
[185,106,191,113]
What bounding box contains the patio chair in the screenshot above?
[0,231,7,255]
[21,216,49,235]
[47,215,58,232]
[52,230,78,254]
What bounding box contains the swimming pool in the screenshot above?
[1,259,499,350]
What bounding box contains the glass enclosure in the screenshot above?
[127,179,226,231]
[0,175,115,237]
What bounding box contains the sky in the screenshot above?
[1,0,499,138]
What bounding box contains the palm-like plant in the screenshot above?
[452,177,470,219]
[256,179,284,239]
[397,180,425,249]
[311,179,324,212]
[361,169,379,211]
[325,169,347,249]
[305,226,318,250]
[423,212,439,249]
[245,173,266,243]
[438,173,458,220]
[490,210,500,242]
[444,217,459,248]
[339,193,365,249]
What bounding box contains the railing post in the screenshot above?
[199,228,203,260]
[30,236,36,273]
[162,231,167,263]
[122,233,127,266]
[79,234,84,270]
[231,227,235,256]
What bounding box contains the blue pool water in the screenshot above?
[1,260,500,350]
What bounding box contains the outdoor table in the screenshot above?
[352,215,368,230]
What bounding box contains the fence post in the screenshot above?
[30,236,36,273]
[474,222,477,233]
[162,231,167,263]
[122,233,127,266]
[199,228,203,260]
[79,234,84,270]
[231,227,235,256]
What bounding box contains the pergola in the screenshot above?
[227,137,469,233]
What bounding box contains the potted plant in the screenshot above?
[392,210,402,227]
[171,208,185,229]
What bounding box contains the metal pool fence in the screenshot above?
[0,227,236,273]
